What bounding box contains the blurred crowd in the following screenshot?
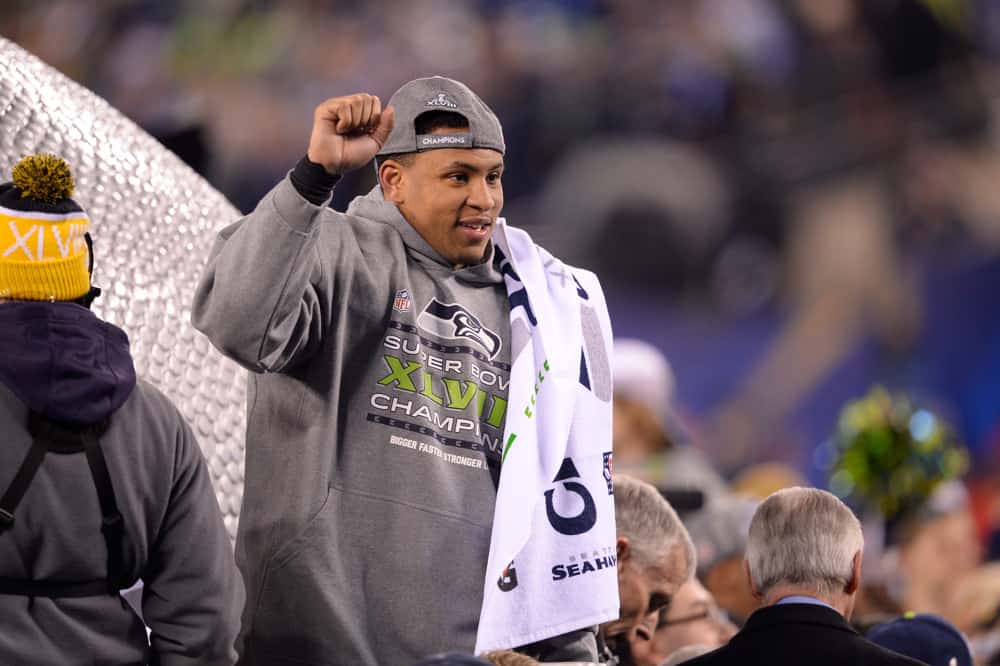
[611,337,995,665]
[3,0,997,207]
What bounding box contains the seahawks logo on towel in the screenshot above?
[417,299,502,360]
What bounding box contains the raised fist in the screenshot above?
[307,94,396,175]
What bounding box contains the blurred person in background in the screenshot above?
[683,494,760,626]
[613,338,725,502]
[728,462,807,501]
[868,612,974,666]
[612,339,680,465]
[626,578,736,666]
[683,487,925,666]
[944,563,1000,663]
[598,475,697,665]
[885,480,981,618]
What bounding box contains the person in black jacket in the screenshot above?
[684,487,927,666]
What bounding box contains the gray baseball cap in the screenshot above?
[377,76,505,157]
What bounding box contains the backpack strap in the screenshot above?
[0,412,128,597]
[80,425,128,592]
[0,433,49,532]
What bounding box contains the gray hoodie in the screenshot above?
[0,301,243,665]
[192,177,512,665]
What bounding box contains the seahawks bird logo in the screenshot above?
[417,299,502,359]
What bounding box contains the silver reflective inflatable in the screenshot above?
[0,37,246,538]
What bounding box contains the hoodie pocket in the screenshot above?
[249,484,488,666]
[250,485,377,665]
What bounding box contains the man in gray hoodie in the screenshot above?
[0,154,243,665]
[193,77,592,664]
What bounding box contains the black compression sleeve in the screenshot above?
[290,155,342,205]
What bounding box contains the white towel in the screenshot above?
[475,219,618,653]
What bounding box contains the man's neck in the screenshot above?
[762,584,850,617]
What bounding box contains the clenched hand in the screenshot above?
[307,94,395,175]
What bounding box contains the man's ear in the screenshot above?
[617,536,631,564]
[844,550,862,595]
[744,559,763,601]
[617,536,632,585]
[379,160,405,204]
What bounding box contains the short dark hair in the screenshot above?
[378,111,469,168]
[414,110,468,134]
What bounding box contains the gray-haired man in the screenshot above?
[684,487,926,666]
[600,475,696,662]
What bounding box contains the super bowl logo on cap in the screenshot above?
[426,92,458,109]
[393,289,411,313]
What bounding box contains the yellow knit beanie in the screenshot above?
[0,154,91,301]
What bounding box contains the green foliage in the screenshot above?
[829,386,968,519]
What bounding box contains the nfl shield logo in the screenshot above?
[393,289,411,313]
[603,451,614,495]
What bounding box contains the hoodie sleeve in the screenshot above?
[191,173,342,373]
[141,415,244,666]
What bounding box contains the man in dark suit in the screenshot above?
[684,487,928,666]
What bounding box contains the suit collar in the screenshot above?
[740,603,858,637]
